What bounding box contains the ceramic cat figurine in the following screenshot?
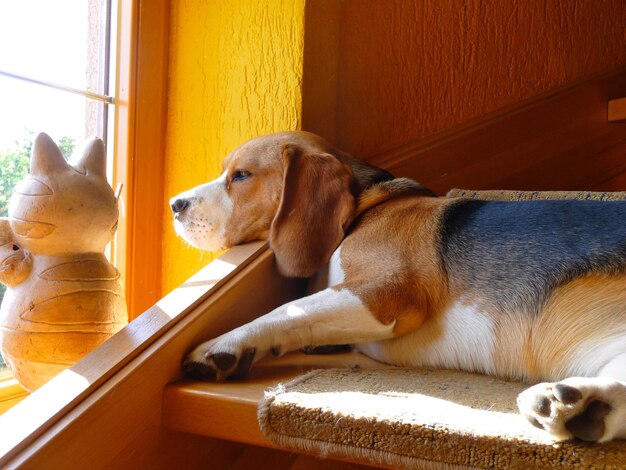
[0,133,127,391]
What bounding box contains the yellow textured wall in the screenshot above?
[163,0,305,293]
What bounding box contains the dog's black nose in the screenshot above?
[171,198,189,214]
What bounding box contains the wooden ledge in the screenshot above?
[162,351,385,447]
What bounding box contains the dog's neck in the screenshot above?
[354,177,435,218]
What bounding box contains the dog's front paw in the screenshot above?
[183,331,258,380]
[517,377,626,442]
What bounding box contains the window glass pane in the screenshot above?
[0,74,103,157]
[0,0,105,94]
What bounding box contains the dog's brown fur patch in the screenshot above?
[492,274,626,381]
[341,196,451,337]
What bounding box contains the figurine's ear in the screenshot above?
[71,137,106,178]
[31,133,69,175]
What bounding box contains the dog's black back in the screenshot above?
[439,199,626,313]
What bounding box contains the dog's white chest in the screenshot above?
[327,247,345,286]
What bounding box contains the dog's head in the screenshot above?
[170,131,393,277]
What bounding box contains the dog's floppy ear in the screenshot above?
[270,145,356,278]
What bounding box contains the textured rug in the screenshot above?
[258,368,626,469]
[446,188,626,201]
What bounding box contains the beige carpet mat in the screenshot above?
[446,189,626,201]
[258,368,626,469]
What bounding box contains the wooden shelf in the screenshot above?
[162,351,385,447]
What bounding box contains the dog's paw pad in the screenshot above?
[211,352,237,371]
[183,360,217,380]
[518,378,623,442]
[532,394,553,417]
[565,399,612,442]
[229,347,256,379]
[526,383,583,419]
[553,383,583,405]
[183,347,256,381]
[527,416,546,430]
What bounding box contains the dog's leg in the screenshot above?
[184,287,396,380]
[517,352,626,442]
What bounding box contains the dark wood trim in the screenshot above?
[370,67,626,195]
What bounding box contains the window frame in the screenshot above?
[113,0,169,319]
[0,0,117,391]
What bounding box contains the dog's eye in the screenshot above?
[231,169,251,182]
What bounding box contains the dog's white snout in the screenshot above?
[170,171,234,251]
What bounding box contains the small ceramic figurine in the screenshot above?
[0,133,127,391]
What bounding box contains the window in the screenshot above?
[0,1,116,370]
[0,2,169,408]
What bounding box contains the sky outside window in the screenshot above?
[0,0,106,149]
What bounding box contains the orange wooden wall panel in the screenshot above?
[368,68,626,194]
[304,0,626,158]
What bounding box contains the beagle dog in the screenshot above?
[171,131,626,443]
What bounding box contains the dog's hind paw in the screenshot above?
[517,377,626,442]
